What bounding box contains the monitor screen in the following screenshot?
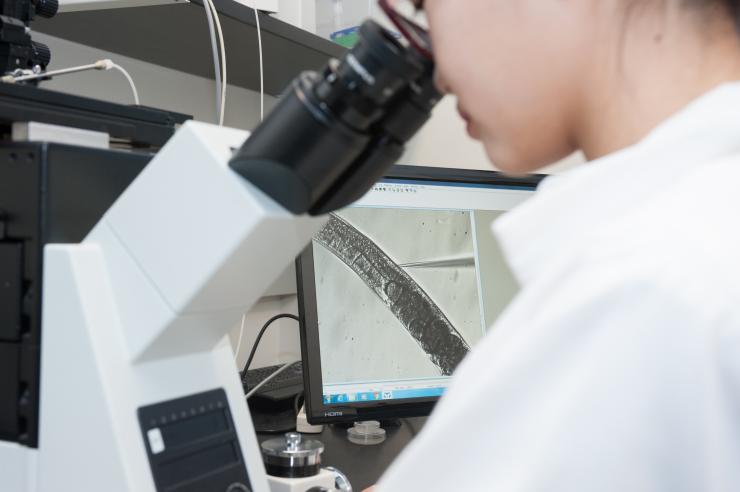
[297,166,542,424]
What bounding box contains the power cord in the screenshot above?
[1,59,140,105]
[203,0,226,125]
[203,0,222,121]
[233,313,247,364]
[203,2,261,125]
[241,313,300,400]
[254,5,264,122]
[241,313,300,377]
[234,1,284,378]
[108,62,140,106]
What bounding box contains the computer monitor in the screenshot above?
[296,165,543,424]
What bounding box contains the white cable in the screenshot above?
[234,313,246,363]
[245,362,293,399]
[109,62,140,105]
[204,0,227,125]
[254,6,264,122]
[203,0,222,121]
[2,59,139,105]
[2,62,99,82]
[206,0,226,125]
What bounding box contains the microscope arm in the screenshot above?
[84,121,326,363]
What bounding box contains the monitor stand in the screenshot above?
[249,395,298,433]
[346,421,388,445]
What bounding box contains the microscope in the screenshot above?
[0,0,56,80]
[2,8,441,492]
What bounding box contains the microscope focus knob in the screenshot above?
[30,42,51,69]
[261,432,325,478]
[286,432,302,451]
[34,0,59,18]
[325,467,353,492]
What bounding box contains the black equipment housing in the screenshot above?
[0,82,190,147]
[138,389,253,492]
[0,84,187,447]
[0,142,152,447]
[0,0,58,78]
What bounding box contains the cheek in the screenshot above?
[476,73,579,172]
[433,39,571,171]
[426,0,588,170]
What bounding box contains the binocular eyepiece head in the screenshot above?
[230,19,442,216]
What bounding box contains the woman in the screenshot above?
[376,0,740,490]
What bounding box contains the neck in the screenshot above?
[576,7,740,160]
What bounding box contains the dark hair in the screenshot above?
[696,0,740,27]
[726,0,740,12]
[727,0,740,24]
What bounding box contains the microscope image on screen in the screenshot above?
[313,207,501,385]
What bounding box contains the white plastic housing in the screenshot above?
[86,120,323,362]
[31,121,326,491]
[267,468,338,492]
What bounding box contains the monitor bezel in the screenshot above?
[297,165,544,425]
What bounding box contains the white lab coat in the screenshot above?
[376,83,740,491]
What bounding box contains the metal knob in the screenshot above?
[34,0,59,18]
[325,466,353,492]
[286,432,301,451]
[30,41,51,69]
[261,432,324,478]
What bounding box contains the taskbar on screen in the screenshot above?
[323,386,446,404]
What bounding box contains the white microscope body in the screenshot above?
[30,120,324,491]
[1,10,440,487]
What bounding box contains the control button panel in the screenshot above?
[138,388,252,492]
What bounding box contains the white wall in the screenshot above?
[275,0,316,33]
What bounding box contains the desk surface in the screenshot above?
[258,417,426,491]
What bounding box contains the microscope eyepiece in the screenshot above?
[229,19,442,216]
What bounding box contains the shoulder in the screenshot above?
[503,174,740,340]
[578,156,740,318]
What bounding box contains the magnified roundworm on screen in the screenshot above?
[315,213,470,376]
